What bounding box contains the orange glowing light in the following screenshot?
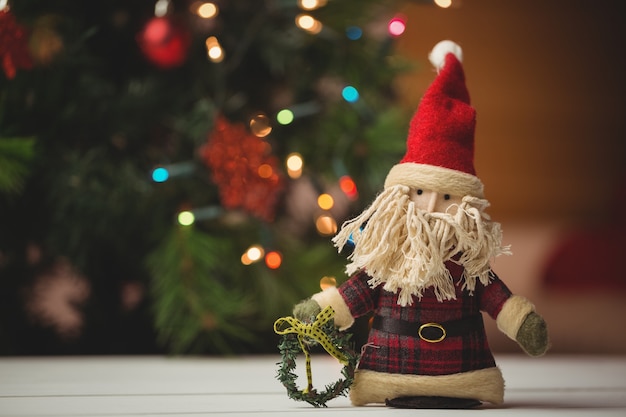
[319,276,337,290]
[265,251,282,269]
[258,164,273,178]
[339,175,358,200]
[317,193,334,210]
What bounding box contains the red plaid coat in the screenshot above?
[338,261,512,376]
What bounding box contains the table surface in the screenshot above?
[0,354,625,416]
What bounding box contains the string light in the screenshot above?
[315,214,337,236]
[276,109,294,125]
[317,193,334,210]
[434,0,452,8]
[241,244,265,265]
[241,253,252,265]
[249,114,272,137]
[345,26,363,40]
[265,251,282,269]
[258,164,273,178]
[339,175,358,200]
[154,0,170,17]
[178,211,195,226]
[152,167,169,182]
[286,153,304,179]
[276,102,321,126]
[194,2,219,18]
[247,245,265,261]
[205,36,224,62]
[387,15,407,37]
[342,86,359,103]
[319,276,337,290]
[298,0,327,10]
[295,14,323,35]
[150,161,195,183]
[176,206,221,226]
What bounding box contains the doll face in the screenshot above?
[409,188,463,213]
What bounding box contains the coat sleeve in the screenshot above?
[311,270,379,331]
[480,271,536,341]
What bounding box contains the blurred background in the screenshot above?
[0,0,624,356]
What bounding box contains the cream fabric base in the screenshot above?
[349,366,505,406]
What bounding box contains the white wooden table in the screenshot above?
[0,355,625,416]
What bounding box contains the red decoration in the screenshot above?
[137,16,191,69]
[0,8,34,79]
[200,116,286,222]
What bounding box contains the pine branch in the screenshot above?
[147,226,257,354]
[1,0,416,355]
[0,137,35,194]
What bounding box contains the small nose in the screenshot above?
[426,191,438,212]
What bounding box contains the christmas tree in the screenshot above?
[0,0,420,354]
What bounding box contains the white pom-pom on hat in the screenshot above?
[428,40,463,72]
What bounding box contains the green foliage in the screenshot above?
[0,137,35,194]
[147,227,256,354]
[0,0,416,354]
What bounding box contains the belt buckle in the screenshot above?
[418,322,446,343]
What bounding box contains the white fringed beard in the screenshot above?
[332,185,511,306]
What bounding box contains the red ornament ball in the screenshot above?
[137,17,191,69]
[0,9,34,79]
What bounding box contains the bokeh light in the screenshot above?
[246,245,265,262]
[178,211,195,226]
[345,26,363,40]
[241,253,252,265]
[320,276,337,290]
[196,2,219,18]
[242,244,264,265]
[317,193,334,210]
[265,251,282,269]
[276,109,294,125]
[298,0,326,10]
[315,214,337,236]
[154,0,170,17]
[295,14,322,34]
[250,114,272,137]
[342,86,359,103]
[388,16,406,37]
[258,164,273,178]
[152,167,169,182]
[205,36,224,62]
[339,175,358,200]
[286,153,303,179]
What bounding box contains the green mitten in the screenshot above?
[293,298,322,323]
[516,312,549,356]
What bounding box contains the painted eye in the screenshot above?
[444,194,451,200]
[416,189,423,195]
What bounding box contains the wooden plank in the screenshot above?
[0,355,625,416]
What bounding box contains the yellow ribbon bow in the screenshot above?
[274,306,348,393]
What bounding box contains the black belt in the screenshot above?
[372,314,484,343]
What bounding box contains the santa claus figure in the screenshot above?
[294,40,549,409]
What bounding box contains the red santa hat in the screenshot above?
[384,40,484,198]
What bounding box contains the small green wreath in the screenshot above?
[274,307,360,408]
